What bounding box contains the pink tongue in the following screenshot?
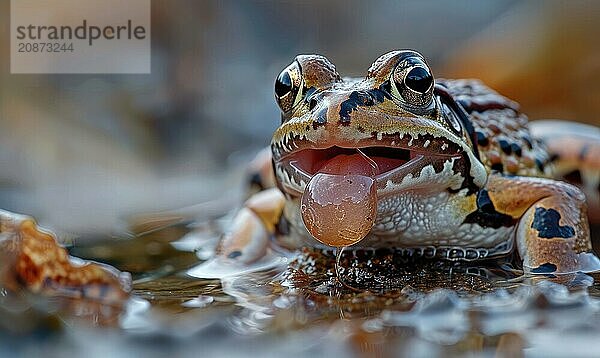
[301,152,378,247]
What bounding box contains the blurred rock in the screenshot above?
[442,0,600,127]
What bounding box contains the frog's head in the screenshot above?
[272,50,487,201]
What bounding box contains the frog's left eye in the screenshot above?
[390,57,434,108]
[275,61,303,114]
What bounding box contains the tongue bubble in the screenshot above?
[300,152,378,247]
[301,174,377,247]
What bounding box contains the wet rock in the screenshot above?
[0,210,130,304]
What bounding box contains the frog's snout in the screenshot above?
[306,89,389,130]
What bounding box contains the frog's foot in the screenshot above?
[486,175,599,273]
[217,187,285,263]
[530,120,600,221]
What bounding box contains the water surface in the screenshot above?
[3,220,600,357]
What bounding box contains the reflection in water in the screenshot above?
[4,220,600,357]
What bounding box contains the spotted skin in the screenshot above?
[440,78,553,178]
[223,49,599,273]
[531,208,575,239]
[487,174,592,272]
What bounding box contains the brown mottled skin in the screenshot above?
[439,79,552,178]
[217,49,600,275]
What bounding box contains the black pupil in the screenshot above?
[275,71,292,97]
[405,67,432,93]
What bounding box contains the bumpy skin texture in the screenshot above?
[224,50,600,274]
[439,79,553,178]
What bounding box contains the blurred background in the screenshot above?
[0,0,598,235]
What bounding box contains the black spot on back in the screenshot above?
[510,143,522,156]
[531,207,575,239]
[475,131,488,146]
[535,158,545,172]
[498,139,512,155]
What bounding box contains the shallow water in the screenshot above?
[3,219,600,357]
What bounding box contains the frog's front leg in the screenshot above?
[485,175,598,273]
[217,187,285,263]
[216,147,285,263]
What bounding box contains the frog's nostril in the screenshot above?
[309,98,318,110]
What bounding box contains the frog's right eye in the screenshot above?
[275,61,303,114]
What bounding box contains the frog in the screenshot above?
[214,49,600,275]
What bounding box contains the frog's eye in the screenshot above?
[390,57,434,108]
[405,67,433,93]
[275,61,303,114]
[276,55,341,116]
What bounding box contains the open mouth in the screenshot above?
[288,146,423,178]
[272,124,470,197]
[275,141,466,197]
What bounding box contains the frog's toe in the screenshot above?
[217,207,269,264]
